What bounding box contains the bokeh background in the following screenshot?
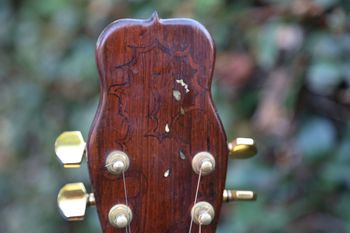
[1,0,349,232]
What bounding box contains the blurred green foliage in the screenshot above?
[0,0,349,233]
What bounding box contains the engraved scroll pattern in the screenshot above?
[108,39,206,149]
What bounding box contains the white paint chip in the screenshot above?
[176,79,190,93]
[164,169,170,177]
[180,107,185,115]
[165,124,170,133]
[173,90,181,101]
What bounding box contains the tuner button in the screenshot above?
[223,189,257,202]
[192,152,216,175]
[57,183,95,221]
[108,204,133,228]
[105,151,130,175]
[228,137,257,159]
[55,131,86,168]
[191,202,215,225]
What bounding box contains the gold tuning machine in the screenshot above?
[55,131,86,168]
[226,138,258,203]
[228,137,257,159]
[57,183,95,221]
[223,189,257,202]
[55,132,92,221]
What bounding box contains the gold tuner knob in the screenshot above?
[55,131,86,168]
[228,137,257,159]
[57,183,95,221]
[223,189,257,202]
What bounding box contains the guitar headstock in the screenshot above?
[55,12,257,233]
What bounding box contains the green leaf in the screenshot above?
[296,117,336,159]
[307,62,343,93]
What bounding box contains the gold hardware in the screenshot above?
[108,204,133,228]
[191,202,215,225]
[105,150,130,175]
[228,137,257,159]
[55,131,86,168]
[223,189,257,202]
[57,183,95,221]
[192,151,216,175]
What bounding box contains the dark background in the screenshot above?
[0,0,349,232]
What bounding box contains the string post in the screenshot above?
[105,150,130,175]
[108,204,133,229]
[191,202,215,226]
[192,152,216,175]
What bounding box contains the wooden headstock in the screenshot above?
[55,12,257,233]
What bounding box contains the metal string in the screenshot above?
[122,171,129,206]
[188,169,202,233]
[188,218,194,233]
[122,171,131,233]
[105,162,114,167]
[194,169,202,205]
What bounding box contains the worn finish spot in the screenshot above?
[179,150,186,160]
[173,90,181,101]
[180,107,185,115]
[164,169,170,177]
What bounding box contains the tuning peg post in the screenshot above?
[223,189,257,202]
[228,137,257,159]
[57,182,95,221]
[55,131,86,168]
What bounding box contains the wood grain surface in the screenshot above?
[87,12,228,233]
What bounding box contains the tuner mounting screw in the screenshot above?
[105,151,130,175]
[192,152,216,175]
[108,204,133,228]
[191,201,215,225]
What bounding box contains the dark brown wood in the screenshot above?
[88,12,228,233]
